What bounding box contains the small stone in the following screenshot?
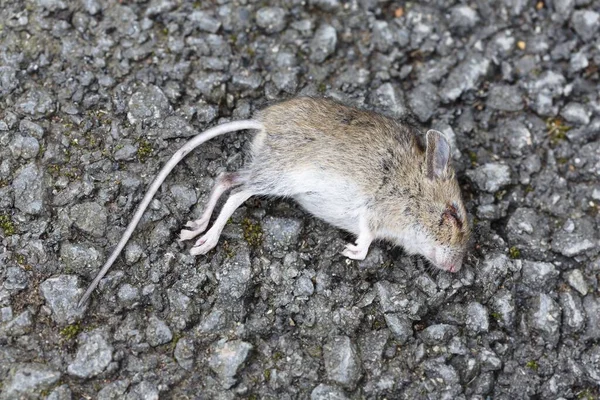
[12,163,45,215]
[569,51,588,73]
[324,335,362,390]
[372,21,394,52]
[114,143,137,161]
[583,295,600,340]
[169,184,197,211]
[420,324,459,345]
[19,119,45,138]
[46,384,72,400]
[256,7,287,34]
[551,230,596,257]
[97,380,129,400]
[2,363,61,398]
[272,70,298,94]
[231,71,262,91]
[9,134,40,159]
[566,269,588,295]
[144,0,176,17]
[560,102,590,125]
[466,163,511,192]
[145,315,172,347]
[174,337,195,370]
[216,246,252,300]
[125,243,143,265]
[521,261,559,290]
[0,66,18,95]
[487,85,523,111]
[262,216,302,252]
[209,339,253,389]
[384,313,412,344]
[560,291,585,332]
[117,283,140,304]
[310,24,337,63]
[494,120,532,156]
[309,0,340,11]
[369,83,406,117]
[294,275,314,297]
[448,5,480,32]
[15,88,55,119]
[582,345,600,382]
[310,384,349,400]
[148,115,197,139]
[571,10,600,41]
[465,302,489,334]
[441,54,489,102]
[530,293,561,344]
[4,266,28,292]
[128,381,159,400]
[552,0,575,20]
[40,275,86,325]
[408,83,439,122]
[127,85,172,124]
[67,330,113,378]
[187,11,221,33]
[60,242,102,279]
[517,40,526,50]
[479,348,502,372]
[506,208,551,259]
[71,202,108,237]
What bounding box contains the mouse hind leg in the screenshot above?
[189,188,254,255]
[179,172,248,242]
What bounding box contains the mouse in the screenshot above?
[78,97,471,307]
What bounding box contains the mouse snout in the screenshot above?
[432,253,463,273]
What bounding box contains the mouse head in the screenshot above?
[411,130,470,272]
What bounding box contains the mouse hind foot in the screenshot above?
[179,172,248,242]
[340,214,375,261]
[190,189,254,255]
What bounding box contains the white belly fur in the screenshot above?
[285,168,366,235]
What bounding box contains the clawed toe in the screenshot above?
[185,221,199,229]
[179,229,198,242]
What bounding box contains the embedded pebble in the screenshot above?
[560,291,585,332]
[310,24,337,63]
[71,202,108,238]
[12,163,45,215]
[2,363,61,398]
[256,7,287,34]
[127,85,172,124]
[324,335,362,390]
[145,315,173,347]
[39,275,86,325]
[67,330,114,378]
[466,163,511,192]
[486,85,523,111]
[571,10,600,40]
[465,302,489,334]
[530,293,561,344]
[566,269,588,295]
[209,339,253,389]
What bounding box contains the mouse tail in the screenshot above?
[77,119,263,308]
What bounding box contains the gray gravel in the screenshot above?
[1,0,599,398]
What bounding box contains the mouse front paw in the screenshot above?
[341,243,368,261]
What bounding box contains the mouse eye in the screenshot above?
[441,203,463,229]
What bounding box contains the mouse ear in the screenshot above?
[425,130,451,180]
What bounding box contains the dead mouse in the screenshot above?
[78,97,471,307]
